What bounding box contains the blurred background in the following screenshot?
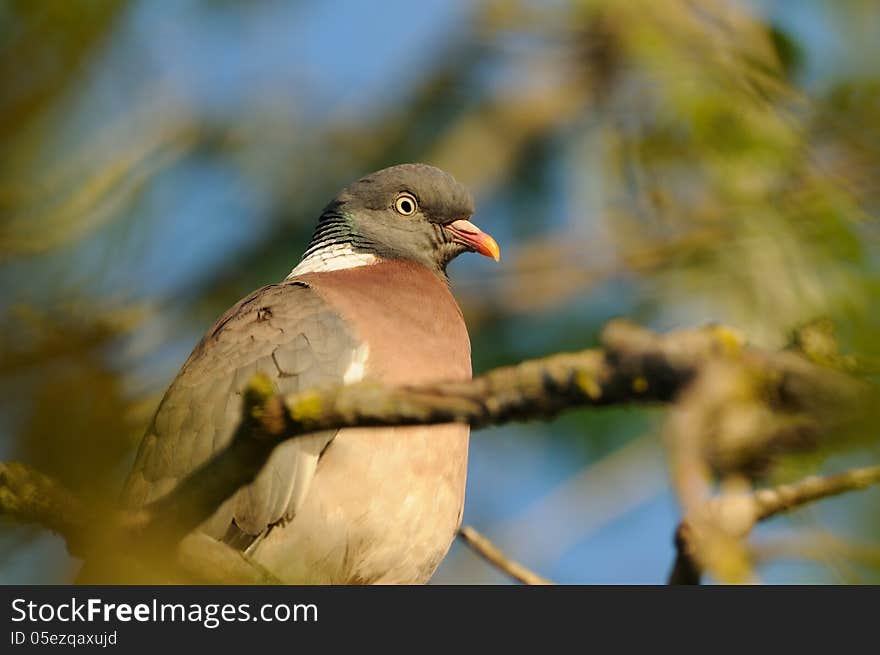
[1,0,879,584]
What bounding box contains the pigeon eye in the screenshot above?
[393,193,418,216]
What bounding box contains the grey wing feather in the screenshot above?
[122,280,362,548]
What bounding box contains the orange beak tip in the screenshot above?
[485,236,501,262]
[446,218,501,262]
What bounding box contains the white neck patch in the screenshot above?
[287,244,378,278]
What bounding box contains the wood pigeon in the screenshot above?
[121,163,500,584]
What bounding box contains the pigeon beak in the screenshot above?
[445,219,501,261]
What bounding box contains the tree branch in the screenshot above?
[0,460,281,584]
[176,534,284,584]
[668,464,880,584]
[134,319,708,545]
[144,320,870,548]
[0,462,93,557]
[0,320,874,584]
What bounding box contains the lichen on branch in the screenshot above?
[0,320,875,584]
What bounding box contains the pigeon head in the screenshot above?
[300,164,499,276]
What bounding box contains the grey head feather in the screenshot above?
[305,164,476,276]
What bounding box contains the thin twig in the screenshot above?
[668,464,880,584]
[752,465,880,520]
[458,526,553,585]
